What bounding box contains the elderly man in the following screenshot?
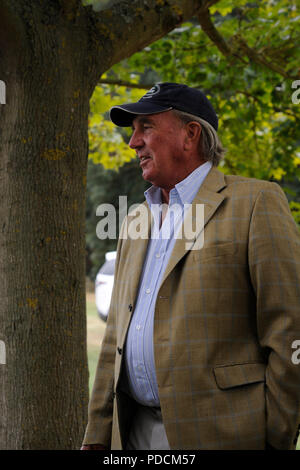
[82,83,300,450]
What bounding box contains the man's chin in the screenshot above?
[141,170,154,184]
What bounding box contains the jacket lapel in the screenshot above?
[161,167,227,285]
[126,202,152,304]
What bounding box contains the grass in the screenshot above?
[86,291,106,394]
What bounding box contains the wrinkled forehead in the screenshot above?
[132,110,176,127]
[132,115,156,127]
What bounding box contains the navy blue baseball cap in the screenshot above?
[110,82,218,130]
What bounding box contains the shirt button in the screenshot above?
[155,253,161,258]
[146,288,151,294]
[136,325,141,331]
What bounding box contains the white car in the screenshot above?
[95,251,116,322]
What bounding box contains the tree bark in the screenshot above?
[88,0,204,70]
[0,0,204,449]
[0,1,98,449]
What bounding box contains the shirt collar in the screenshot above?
[144,161,212,208]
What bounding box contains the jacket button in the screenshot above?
[128,304,133,312]
[117,347,122,355]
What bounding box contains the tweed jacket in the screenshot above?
[83,167,300,450]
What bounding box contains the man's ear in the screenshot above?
[184,121,202,149]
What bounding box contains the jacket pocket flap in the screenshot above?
[192,242,238,261]
[213,362,265,390]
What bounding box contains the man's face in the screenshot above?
[129,111,187,190]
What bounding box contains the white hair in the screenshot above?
[172,109,226,166]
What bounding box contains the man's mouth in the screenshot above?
[140,155,152,162]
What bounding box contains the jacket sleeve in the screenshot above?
[248,182,300,449]
[82,234,124,448]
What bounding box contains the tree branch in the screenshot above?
[198,7,297,79]
[202,0,221,8]
[198,8,233,58]
[233,35,295,80]
[235,90,300,121]
[98,78,153,89]
[85,0,206,71]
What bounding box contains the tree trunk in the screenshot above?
[0,4,98,449]
[0,0,203,449]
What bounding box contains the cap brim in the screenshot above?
[110,102,173,127]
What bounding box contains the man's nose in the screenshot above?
[129,130,143,149]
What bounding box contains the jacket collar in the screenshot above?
[160,166,226,285]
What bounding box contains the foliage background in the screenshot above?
[86,0,300,278]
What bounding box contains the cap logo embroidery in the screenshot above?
[142,84,160,99]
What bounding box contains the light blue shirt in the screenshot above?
[123,161,212,406]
